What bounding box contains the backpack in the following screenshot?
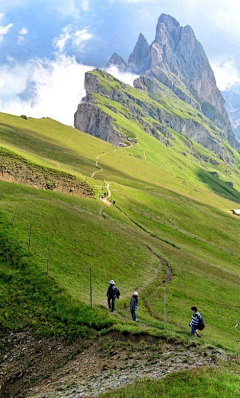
[112,286,120,299]
[197,314,205,330]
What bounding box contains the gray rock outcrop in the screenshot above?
[74,73,130,146]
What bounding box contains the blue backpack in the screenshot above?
[197,314,205,330]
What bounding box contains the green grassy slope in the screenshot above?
[0,69,239,353]
[100,362,240,398]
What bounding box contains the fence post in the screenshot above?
[90,267,92,308]
[46,238,49,274]
[12,204,18,225]
[164,286,167,333]
[28,223,32,253]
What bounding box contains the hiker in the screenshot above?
[189,306,205,338]
[130,292,139,321]
[107,280,120,312]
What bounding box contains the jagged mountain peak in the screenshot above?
[127,33,150,74]
[106,52,127,72]
[155,14,181,43]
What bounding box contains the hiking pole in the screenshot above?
[90,266,93,308]
[28,223,32,253]
[164,286,167,334]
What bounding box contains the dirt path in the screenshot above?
[91,148,117,179]
[27,337,222,398]
[100,181,112,207]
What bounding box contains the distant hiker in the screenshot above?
[107,280,120,312]
[189,306,205,338]
[130,292,139,321]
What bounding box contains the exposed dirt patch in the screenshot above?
[0,326,225,398]
[0,148,92,197]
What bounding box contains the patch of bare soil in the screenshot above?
[0,150,92,197]
[0,326,225,398]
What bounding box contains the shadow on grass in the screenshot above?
[197,169,240,204]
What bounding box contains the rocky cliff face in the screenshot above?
[106,14,239,151]
[74,73,130,147]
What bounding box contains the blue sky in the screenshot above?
[1,0,240,71]
[0,0,239,124]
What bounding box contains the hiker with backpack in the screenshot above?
[107,280,120,312]
[130,292,139,321]
[189,306,205,338]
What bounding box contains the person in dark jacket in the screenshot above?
[189,306,202,338]
[107,280,116,312]
[130,292,139,321]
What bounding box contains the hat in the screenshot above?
[134,291,138,296]
[109,280,115,284]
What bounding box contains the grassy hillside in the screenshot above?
[100,362,240,398]
[0,69,239,356]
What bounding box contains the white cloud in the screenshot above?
[0,55,94,126]
[17,26,28,45]
[19,27,28,35]
[53,25,72,52]
[0,13,5,22]
[211,58,240,91]
[82,0,89,11]
[105,65,138,86]
[0,23,13,42]
[53,25,93,53]
[72,28,93,49]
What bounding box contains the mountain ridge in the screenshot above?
[106,14,239,150]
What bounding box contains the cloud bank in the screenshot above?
[211,58,240,91]
[0,52,139,126]
[0,55,94,126]
[105,65,138,86]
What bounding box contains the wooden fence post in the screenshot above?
[46,238,49,274]
[90,267,93,308]
[164,286,167,333]
[12,204,18,225]
[28,223,32,253]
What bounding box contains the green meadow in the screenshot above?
[0,69,239,356]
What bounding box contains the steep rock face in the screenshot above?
[74,73,129,146]
[134,76,227,158]
[149,15,237,148]
[74,101,123,146]
[106,53,127,72]
[128,34,151,74]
